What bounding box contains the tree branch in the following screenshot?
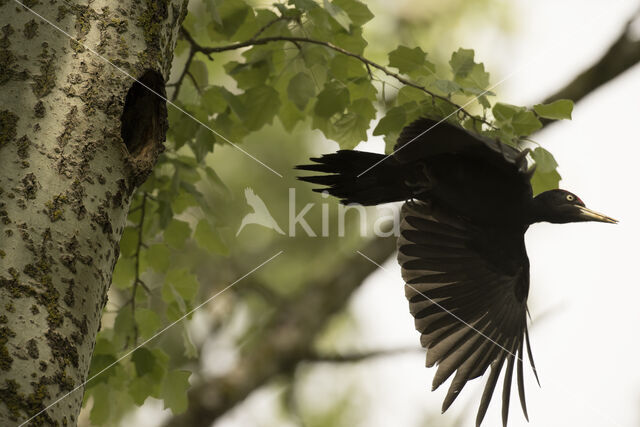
[542,10,640,105]
[169,29,197,102]
[306,347,420,363]
[180,27,495,130]
[162,235,397,427]
[128,193,148,346]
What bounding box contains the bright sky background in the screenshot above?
[334,1,640,426]
[131,1,640,426]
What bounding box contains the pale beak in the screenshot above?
[577,206,618,224]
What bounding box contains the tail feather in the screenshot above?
[296,150,415,205]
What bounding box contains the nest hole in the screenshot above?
[120,69,168,160]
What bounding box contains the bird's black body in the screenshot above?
[297,118,616,427]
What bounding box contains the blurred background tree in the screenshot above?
[76,0,640,426]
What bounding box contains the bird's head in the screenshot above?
[532,189,617,224]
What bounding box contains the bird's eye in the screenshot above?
[566,194,575,202]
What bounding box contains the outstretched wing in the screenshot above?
[393,118,530,176]
[397,200,538,427]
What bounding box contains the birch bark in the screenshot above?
[0,1,187,425]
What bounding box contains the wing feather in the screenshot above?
[398,201,535,426]
[517,338,530,421]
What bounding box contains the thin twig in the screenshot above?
[186,70,203,94]
[171,47,195,102]
[249,16,290,40]
[306,347,420,363]
[171,17,293,100]
[181,28,495,129]
[129,192,149,345]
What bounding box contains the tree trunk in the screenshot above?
[0,1,187,425]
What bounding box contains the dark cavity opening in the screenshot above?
[120,69,168,158]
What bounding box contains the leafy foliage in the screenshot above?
[90,0,574,423]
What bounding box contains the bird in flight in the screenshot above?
[296,117,617,426]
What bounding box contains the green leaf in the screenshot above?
[182,329,198,359]
[238,85,281,130]
[219,86,246,118]
[430,79,462,96]
[160,370,191,414]
[323,0,352,31]
[478,94,491,109]
[492,102,542,135]
[114,308,135,348]
[450,48,490,93]
[314,81,349,117]
[171,191,199,215]
[132,348,157,376]
[87,353,117,384]
[205,0,222,25]
[192,127,215,163]
[287,72,316,110]
[128,348,168,404]
[330,55,367,80]
[89,384,111,424]
[431,97,458,118]
[202,86,228,114]
[189,60,208,88]
[531,147,559,173]
[458,63,490,92]
[112,257,136,290]
[397,86,426,105]
[493,102,520,122]
[234,9,285,41]
[293,0,319,11]
[163,219,191,249]
[333,26,367,54]
[204,166,230,195]
[119,227,138,258]
[92,336,116,356]
[279,100,306,131]
[332,99,376,148]
[511,110,542,136]
[166,300,183,322]
[333,0,373,26]
[373,105,406,136]
[168,107,199,149]
[530,168,561,195]
[347,77,377,101]
[194,219,228,255]
[274,4,302,19]
[388,45,427,75]
[449,48,475,78]
[224,60,270,90]
[300,44,328,67]
[156,199,173,229]
[207,0,251,39]
[129,375,154,406]
[533,99,573,120]
[163,268,199,303]
[135,308,161,339]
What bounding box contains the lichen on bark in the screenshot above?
[0,0,187,425]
